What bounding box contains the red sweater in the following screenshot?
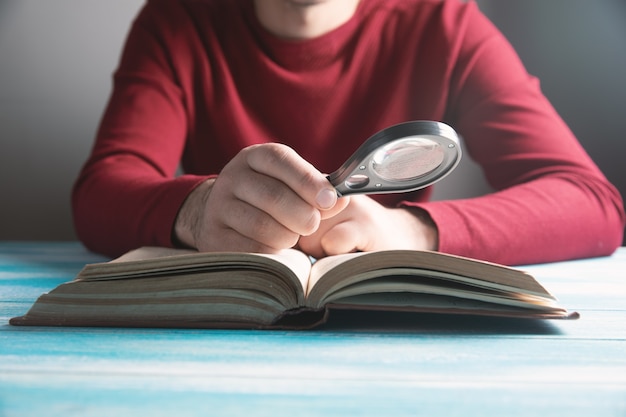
[73,0,625,265]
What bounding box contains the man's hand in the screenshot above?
[174,143,348,253]
[297,195,438,258]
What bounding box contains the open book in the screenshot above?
[10,247,578,329]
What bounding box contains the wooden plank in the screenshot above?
[1,243,625,417]
[1,330,625,416]
[522,251,626,311]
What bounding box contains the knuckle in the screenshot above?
[255,218,299,249]
[300,209,321,235]
[252,212,274,238]
[282,232,301,249]
[244,209,298,249]
[247,143,295,171]
[263,182,289,206]
[297,169,319,189]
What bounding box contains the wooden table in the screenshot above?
[1,242,625,416]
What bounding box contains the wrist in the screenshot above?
[402,207,439,251]
[173,178,215,249]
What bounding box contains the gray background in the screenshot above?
[1,0,624,243]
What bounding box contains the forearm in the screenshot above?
[412,175,624,265]
[72,165,208,257]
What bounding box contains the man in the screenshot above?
[72,0,625,265]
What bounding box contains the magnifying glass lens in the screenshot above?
[327,121,461,196]
[371,138,444,182]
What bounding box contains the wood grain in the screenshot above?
[1,242,624,416]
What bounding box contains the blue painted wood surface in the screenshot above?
[1,242,625,417]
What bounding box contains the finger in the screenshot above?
[296,234,325,259]
[231,169,322,236]
[297,198,353,257]
[219,197,301,250]
[198,227,284,254]
[320,220,367,256]
[298,218,364,258]
[320,196,350,220]
[245,143,338,210]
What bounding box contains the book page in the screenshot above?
[319,269,562,311]
[110,247,197,262]
[307,250,554,307]
[260,250,313,293]
[307,252,366,296]
[79,248,313,306]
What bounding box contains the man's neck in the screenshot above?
[254,0,361,40]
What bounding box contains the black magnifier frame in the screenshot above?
[327,121,462,196]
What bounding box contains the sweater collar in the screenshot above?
[242,0,367,71]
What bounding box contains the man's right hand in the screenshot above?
[174,143,348,253]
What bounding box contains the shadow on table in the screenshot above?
[316,309,562,335]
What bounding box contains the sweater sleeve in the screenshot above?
[405,3,625,265]
[72,2,208,257]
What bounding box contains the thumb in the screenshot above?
[320,196,350,220]
[320,220,366,256]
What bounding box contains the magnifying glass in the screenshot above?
[327,121,461,196]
